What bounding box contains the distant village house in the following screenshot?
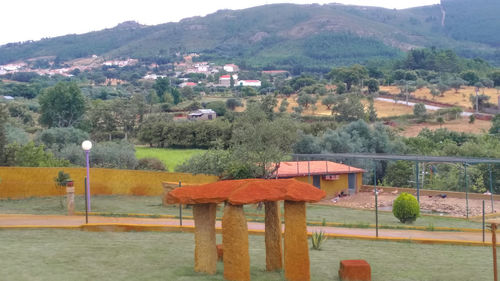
[223,64,239,72]
[187,109,217,120]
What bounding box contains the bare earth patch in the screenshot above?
[401,118,491,137]
[321,191,499,217]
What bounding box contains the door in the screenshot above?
[348,173,356,194]
[312,175,321,189]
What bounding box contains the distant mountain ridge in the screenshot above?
[0,0,498,71]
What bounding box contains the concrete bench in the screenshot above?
[339,259,371,281]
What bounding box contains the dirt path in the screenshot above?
[321,191,500,217]
[0,214,493,243]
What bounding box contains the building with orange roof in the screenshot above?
[273,161,365,196]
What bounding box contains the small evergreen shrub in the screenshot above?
[392,192,420,223]
[136,158,167,171]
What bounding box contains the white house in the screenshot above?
[219,74,238,86]
[188,109,217,120]
[238,80,261,87]
[223,64,239,73]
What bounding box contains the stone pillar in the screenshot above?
[222,203,250,281]
[284,201,310,281]
[66,181,75,216]
[193,203,217,274]
[162,182,178,206]
[265,201,282,271]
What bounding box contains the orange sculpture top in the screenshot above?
[167,178,326,205]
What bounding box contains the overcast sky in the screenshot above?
[0,0,440,45]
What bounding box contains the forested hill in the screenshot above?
[1,0,499,71]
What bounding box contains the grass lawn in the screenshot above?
[0,229,493,281]
[135,147,206,170]
[0,195,482,230]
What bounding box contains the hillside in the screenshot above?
[0,0,499,71]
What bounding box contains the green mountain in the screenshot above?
[1,0,499,72]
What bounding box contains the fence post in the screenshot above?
[179,181,182,226]
[465,163,469,220]
[483,200,485,243]
[373,161,378,238]
[492,223,498,281]
[490,164,495,213]
[415,161,420,203]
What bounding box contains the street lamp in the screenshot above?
[81,140,92,215]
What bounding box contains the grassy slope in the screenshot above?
[135,147,205,171]
[0,195,482,229]
[0,229,493,280]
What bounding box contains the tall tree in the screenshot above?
[0,105,7,165]
[38,82,85,128]
[231,105,298,178]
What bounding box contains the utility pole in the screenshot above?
[475,87,479,113]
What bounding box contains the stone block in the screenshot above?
[339,259,371,281]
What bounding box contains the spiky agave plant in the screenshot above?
[311,230,327,250]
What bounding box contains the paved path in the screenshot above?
[376,97,473,116]
[0,214,492,243]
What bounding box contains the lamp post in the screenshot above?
[82,140,92,213]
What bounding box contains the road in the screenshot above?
[376,97,473,116]
[0,214,493,244]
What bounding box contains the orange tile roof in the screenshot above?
[274,161,364,178]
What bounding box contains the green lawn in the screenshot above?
[135,147,206,170]
[0,229,493,281]
[0,195,482,230]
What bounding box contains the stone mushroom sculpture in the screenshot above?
[167,178,326,281]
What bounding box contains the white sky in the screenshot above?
[0,0,440,45]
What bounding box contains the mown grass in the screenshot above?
[0,195,482,230]
[135,147,206,170]
[0,229,493,281]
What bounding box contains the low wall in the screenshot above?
[361,185,500,200]
[0,167,218,199]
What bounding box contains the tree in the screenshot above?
[413,103,427,122]
[328,64,368,92]
[383,161,413,188]
[226,99,242,110]
[366,78,379,94]
[38,82,85,128]
[205,101,227,117]
[437,82,450,96]
[461,71,480,86]
[297,94,317,109]
[279,99,289,113]
[489,114,500,135]
[448,77,466,93]
[153,77,170,102]
[335,83,346,95]
[436,116,445,128]
[54,170,71,208]
[489,70,500,87]
[328,65,368,92]
[429,86,440,100]
[321,95,336,110]
[469,93,490,111]
[0,105,7,165]
[366,98,377,122]
[332,94,365,122]
[231,105,298,178]
[36,127,89,152]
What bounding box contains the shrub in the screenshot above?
[311,231,327,250]
[136,158,167,171]
[392,192,420,223]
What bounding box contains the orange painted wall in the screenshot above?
[293,173,363,197]
[0,167,218,199]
